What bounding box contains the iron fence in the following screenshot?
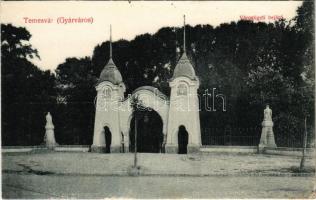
[202,126,314,148]
[202,127,261,146]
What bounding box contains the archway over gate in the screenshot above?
[129,109,163,153]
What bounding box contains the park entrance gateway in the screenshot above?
[91,18,202,154]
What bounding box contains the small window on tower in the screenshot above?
[177,84,187,96]
[102,88,111,99]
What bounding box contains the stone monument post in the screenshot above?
[44,112,58,149]
[258,105,277,153]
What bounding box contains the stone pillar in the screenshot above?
[166,78,201,154]
[92,82,124,153]
[91,128,106,153]
[187,144,200,153]
[123,132,129,153]
[161,134,167,153]
[44,112,58,149]
[165,144,178,153]
[258,105,277,153]
[110,146,121,153]
[91,146,106,153]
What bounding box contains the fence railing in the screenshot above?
[201,126,312,148]
[204,135,260,146]
[202,127,261,146]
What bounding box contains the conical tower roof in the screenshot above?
[172,52,196,80]
[172,15,197,81]
[98,25,123,85]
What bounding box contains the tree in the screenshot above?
[130,95,142,168]
[1,23,56,145]
[55,57,96,144]
[1,24,39,59]
[55,57,96,102]
[292,0,315,169]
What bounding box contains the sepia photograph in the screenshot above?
[1,0,315,199]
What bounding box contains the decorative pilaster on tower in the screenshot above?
[258,105,277,153]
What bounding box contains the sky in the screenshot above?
[1,1,303,71]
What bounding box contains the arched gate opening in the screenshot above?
[178,125,188,154]
[103,126,112,153]
[129,110,163,153]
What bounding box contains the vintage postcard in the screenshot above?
[1,0,315,199]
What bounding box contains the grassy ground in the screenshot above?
[2,151,315,176]
[2,174,315,198]
[2,152,315,198]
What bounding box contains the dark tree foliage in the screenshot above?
[1,24,56,145]
[292,1,315,146]
[54,57,96,145]
[2,1,314,146]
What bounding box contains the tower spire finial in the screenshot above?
[110,24,112,58]
[183,15,186,53]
